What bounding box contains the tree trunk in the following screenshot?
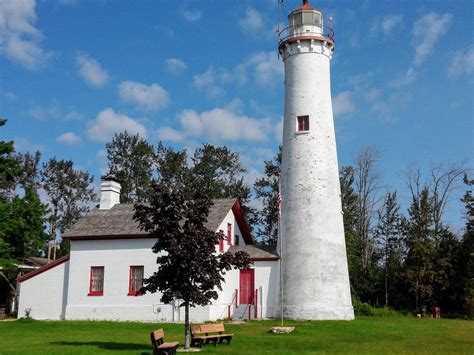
[384,260,388,307]
[184,301,190,349]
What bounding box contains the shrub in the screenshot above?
[352,297,402,317]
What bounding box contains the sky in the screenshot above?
[0,0,472,231]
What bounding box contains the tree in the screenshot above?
[0,187,49,259]
[354,146,381,270]
[459,174,474,316]
[134,180,251,349]
[375,192,404,306]
[191,144,256,228]
[155,142,257,230]
[40,158,97,256]
[405,164,465,240]
[15,150,41,191]
[0,119,19,201]
[106,132,156,203]
[403,187,436,309]
[253,147,281,244]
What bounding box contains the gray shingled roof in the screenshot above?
[64,198,237,240]
[228,245,279,260]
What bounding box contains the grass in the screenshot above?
[0,317,472,354]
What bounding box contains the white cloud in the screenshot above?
[246,52,283,87]
[156,127,185,142]
[65,111,83,121]
[57,132,81,144]
[166,58,187,74]
[193,67,225,98]
[274,118,283,143]
[118,81,169,111]
[179,108,271,143]
[193,51,283,98]
[239,7,263,34]
[0,0,52,69]
[14,137,45,153]
[390,67,417,88]
[370,15,403,37]
[26,104,61,121]
[332,91,356,117]
[155,106,278,144]
[412,12,452,65]
[449,47,474,77]
[87,108,147,142]
[76,54,109,87]
[96,149,107,158]
[182,9,202,22]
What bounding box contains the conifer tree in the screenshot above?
[375,192,404,306]
[106,132,155,203]
[253,147,281,244]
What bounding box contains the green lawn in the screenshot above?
[0,317,472,354]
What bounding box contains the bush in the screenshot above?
[352,297,402,317]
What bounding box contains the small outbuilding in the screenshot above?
[17,178,279,322]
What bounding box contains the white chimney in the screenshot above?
[99,175,121,209]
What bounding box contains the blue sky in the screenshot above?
[0,0,472,231]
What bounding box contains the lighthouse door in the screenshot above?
[239,269,255,304]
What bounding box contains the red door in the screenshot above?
[239,269,255,304]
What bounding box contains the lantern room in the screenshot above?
[288,0,323,37]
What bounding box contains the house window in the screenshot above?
[128,266,144,296]
[297,115,309,132]
[89,266,104,296]
[234,234,240,245]
[227,223,232,246]
[219,229,224,252]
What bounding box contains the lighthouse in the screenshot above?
[278,0,354,320]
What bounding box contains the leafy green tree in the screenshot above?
[459,174,474,316]
[106,132,156,203]
[154,142,257,230]
[340,164,381,304]
[134,179,251,349]
[40,157,97,255]
[191,144,256,228]
[155,142,190,188]
[375,192,404,307]
[0,187,49,259]
[253,147,281,244]
[15,150,41,191]
[403,187,436,309]
[0,119,19,201]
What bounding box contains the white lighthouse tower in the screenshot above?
[278,0,354,320]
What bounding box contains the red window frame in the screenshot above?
[88,266,104,296]
[297,115,309,132]
[227,223,232,246]
[128,265,144,296]
[219,229,224,252]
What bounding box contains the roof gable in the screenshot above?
[63,198,253,244]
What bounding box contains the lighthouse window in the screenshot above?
[297,115,310,132]
[292,13,303,26]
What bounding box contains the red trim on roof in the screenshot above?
[63,233,150,241]
[252,257,279,262]
[231,200,254,245]
[17,255,70,282]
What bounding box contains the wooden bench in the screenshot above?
[191,323,233,347]
[150,329,179,355]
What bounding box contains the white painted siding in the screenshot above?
[17,260,69,320]
[18,205,278,322]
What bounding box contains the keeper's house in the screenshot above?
[17,176,279,322]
